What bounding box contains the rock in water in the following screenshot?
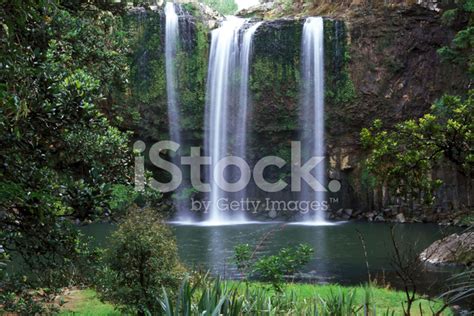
[420,232,474,265]
[395,213,406,223]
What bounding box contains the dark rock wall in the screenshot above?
[330,7,471,217]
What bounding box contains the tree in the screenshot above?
[361,91,473,206]
[95,207,184,315]
[0,1,139,310]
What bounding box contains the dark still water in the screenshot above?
[82,221,461,296]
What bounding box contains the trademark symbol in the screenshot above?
[329,197,339,203]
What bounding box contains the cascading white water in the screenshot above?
[300,17,328,223]
[165,2,181,145]
[235,21,262,202]
[205,17,247,224]
[165,2,189,220]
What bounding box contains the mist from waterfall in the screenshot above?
[300,17,328,223]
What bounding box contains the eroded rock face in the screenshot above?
[328,6,470,214]
[420,232,474,265]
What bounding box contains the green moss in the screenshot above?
[175,16,209,134]
[324,19,356,106]
[125,5,208,141]
[249,20,302,147]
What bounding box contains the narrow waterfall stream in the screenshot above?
[165,2,188,220]
[235,21,263,210]
[300,17,328,223]
[238,22,262,160]
[165,2,181,145]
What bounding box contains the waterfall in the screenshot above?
[205,17,245,224]
[165,2,181,145]
[300,17,327,223]
[165,2,188,219]
[236,21,262,203]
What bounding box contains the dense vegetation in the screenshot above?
[96,208,184,315]
[0,1,140,312]
[0,0,472,314]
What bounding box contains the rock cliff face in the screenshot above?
[126,3,471,221]
[328,7,472,220]
[326,6,471,220]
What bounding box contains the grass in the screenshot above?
[58,282,451,315]
[58,289,118,316]
[229,282,451,315]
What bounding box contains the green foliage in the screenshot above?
[440,268,474,309]
[160,276,241,316]
[438,0,474,77]
[361,91,473,205]
[126,6,208,141]
[253,244,313,291]
[325,20,356,105]
[318,288,359,315]
[107,184,138,215]
[249,21,302,155]
[96,207,184,315]
[0,220,100,314]
[1,290,54,315]
[200,0,238,15]
[159,276,422,315]
[441,9,459,26]
[233,244,252,278]
[0,1,139,312]
[175,18,209,133]
[233,243,313,292]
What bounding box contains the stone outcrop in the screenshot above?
[420,232,474,265]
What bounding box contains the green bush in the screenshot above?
[107,184,138,216]
[95,207,184,315]
[253,244,313,291]
[234,243,314,292]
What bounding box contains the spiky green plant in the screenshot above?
[159,276,398,315]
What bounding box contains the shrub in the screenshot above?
[253,244,313,291]
[95,207,184,315]
[234,243,314,291]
